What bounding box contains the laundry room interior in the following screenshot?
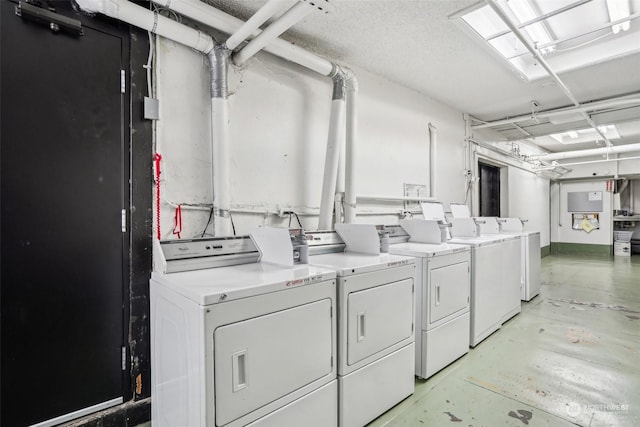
[1,0,639,426]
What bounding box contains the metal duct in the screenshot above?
[209,46,233,235]
[318,68,347,229]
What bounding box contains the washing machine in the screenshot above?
[387,220,471,379]
[421,202,505,347]
[499,218,541,301]
[450,204,522,323]
[306,224,416,427]
[151,230,338,427]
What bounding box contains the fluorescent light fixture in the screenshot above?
[506,0,555,54]
[606,0,631,34]
[550,125,620,144]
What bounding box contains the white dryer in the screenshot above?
[306,225,416,427]
[151,231,338,427]
[387,220,471,379]
[499,218,541,301]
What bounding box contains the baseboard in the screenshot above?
[62,398,150,427]
[549,242,612,256]
[540,245,550,258]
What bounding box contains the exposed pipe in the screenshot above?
[428,123,437,198]
[471,95,640,129]
[76,0,214,53]
[151,0,334,76]
[344,70,358,223]
[318,68,346,230]
[225,0,295,51]
[534,155,640,170]
[233,1,316,66]
[485,0,612,146]
[209,46,233,236]
[534,142,640,161]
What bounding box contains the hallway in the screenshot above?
[369,254,640,426]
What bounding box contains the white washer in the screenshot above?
[389,238,471,379]
[446,234,505,347]
[306,230,416,427]
[151,236,338,427]
[449,206,522,323]
[499,219,541,301]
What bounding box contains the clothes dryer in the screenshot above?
[387,220,471,379]
[307,225,415,427]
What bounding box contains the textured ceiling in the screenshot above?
[201,0,640,152]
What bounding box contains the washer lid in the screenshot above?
[389,242,470,258]
[310,252,414,277]
[151,263,336,305]
[448,234,504,247]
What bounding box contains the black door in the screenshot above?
[479,162,501,217]
[1,2,126,425]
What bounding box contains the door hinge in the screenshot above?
[120,70,126,94]
[331,355,333,367]
[330,306,333,318]
[121,209,126,233]
[412,323,414,333]
[121,346,127,371]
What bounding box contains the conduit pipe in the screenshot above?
[485,0,612,146]
[533,142,640,161]
[344,70,358,223]
[209,46,233,236]
[233,1,316,66]
[76,0,214,53]
[318,68,347,230]
[471,95,640,129]
[428,123,437,198]
[225,0,296,50]
[151,0,334,76]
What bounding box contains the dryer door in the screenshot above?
[428,261,470,325]
[214,299,333,426]
[347,279,414,365]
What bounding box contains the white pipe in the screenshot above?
[471,96,640,129]
[318,72,347,230]
[428,123,437,198]
[535,155,640,170]
[225,0,295,50]
[233,2,315,66]
[76,0,214,53]
[151,0,334,76]
[534,143,640,161]
[209,47,233,236]
[356,195,436,202]
[344,71,358,223]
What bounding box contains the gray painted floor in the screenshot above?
[368,254,640,427]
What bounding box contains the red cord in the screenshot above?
[154,153,163,240]
[172,205,183,239]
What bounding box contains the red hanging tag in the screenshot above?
[154,153,163,240]
[172,205,183,239]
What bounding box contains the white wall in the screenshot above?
[507,167,550,247]
[154,38,467,238]
[550,180,612,246]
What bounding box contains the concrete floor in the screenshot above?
[368,253,640,427]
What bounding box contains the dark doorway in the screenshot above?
[479,162,501,217]
[1,1,128,425]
